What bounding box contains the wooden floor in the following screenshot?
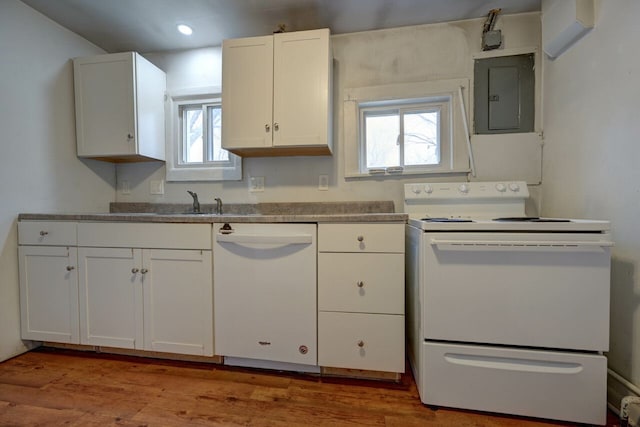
[0,348,620,426]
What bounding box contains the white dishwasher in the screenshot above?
[213,222,318,370]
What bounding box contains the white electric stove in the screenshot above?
[404,181,612,425]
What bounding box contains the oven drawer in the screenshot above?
[423,232,611,351]
[420,342,607,425]
[318,253,404,314]
[318,312,404,373]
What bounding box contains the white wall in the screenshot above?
[117,13,542,213]
[541,0,640,393]
[0,1,116,361]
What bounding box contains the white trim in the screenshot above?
[343,79,470,179]
[165,87,242,182]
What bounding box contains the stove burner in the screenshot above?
[422,217,474,223]
[492,217,571,222]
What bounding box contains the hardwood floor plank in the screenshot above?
[0,348,621,427]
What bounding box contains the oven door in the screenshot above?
[422,231,612,351]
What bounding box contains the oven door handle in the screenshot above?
[430,238,613,252]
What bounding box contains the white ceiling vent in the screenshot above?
[542,0,594,59]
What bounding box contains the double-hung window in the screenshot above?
[344,79,470,177]
[166,90,241,181]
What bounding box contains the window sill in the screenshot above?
[344,168,470,179]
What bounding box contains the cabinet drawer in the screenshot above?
[78,223,211,249]
[18,221,77,246]
[318,312,404,373]
[318,223,404,253]
[318,253,403,314]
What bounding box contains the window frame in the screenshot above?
[166,88,241,182]
[358,97,451,174]
[343,79,471,178]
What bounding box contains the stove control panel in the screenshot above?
[405,181,529,200]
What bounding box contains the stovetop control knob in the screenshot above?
[495,183,507,192]
[458,184,470,194]
[509,182,520,192]
[423,184,433,194]
[411,184,421,194]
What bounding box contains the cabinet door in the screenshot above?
[78,247,143,349]
[273,29,330,148]
[222,36,274,150]
[142,249,213,356]
[74,52,136,157]
[19,246,79,343]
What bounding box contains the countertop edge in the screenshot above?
[18,213,408,223]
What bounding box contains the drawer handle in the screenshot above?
[357,235,364,242]
[259,341,271,346]
[39,231,49,236]
[66,266,75,271]
[357,281,364,288]
[131,268,139,274]
[140,268,149,274]
[357,340,365,348]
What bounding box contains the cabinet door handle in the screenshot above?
[357,340,365,348]
[131,268,139,274]
[39,231,49,236]
[273,122,279,131]
[140,268,149,274]
[265,124,270,132]
[356,280,364,288]
[127,133,134,140]
[357,235,364,242]
[66,266,75,271]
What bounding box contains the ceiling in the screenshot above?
[22,0,541,54]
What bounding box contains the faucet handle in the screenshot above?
[214,197,223,215]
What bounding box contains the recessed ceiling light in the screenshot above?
[177,24,193,36]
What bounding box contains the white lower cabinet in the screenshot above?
[76,223,213,356]
[19,246,79,343]
[317,223,405,373]
[18,221,79,343]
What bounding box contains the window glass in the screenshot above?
[404,109,440,166]
[364,111,399,168]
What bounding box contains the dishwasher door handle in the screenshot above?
[216,233,313,245]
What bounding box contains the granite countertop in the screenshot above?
[18,201,407,224]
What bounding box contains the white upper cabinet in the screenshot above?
[222,29,332,157]
[73,52,166,162]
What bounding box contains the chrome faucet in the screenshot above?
[214,197,223,215]
[187,191,201,213]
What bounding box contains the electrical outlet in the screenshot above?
[249,176,265,192]
[318,174,329,191]
[150,179,164,195]
[120,180,130,195]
